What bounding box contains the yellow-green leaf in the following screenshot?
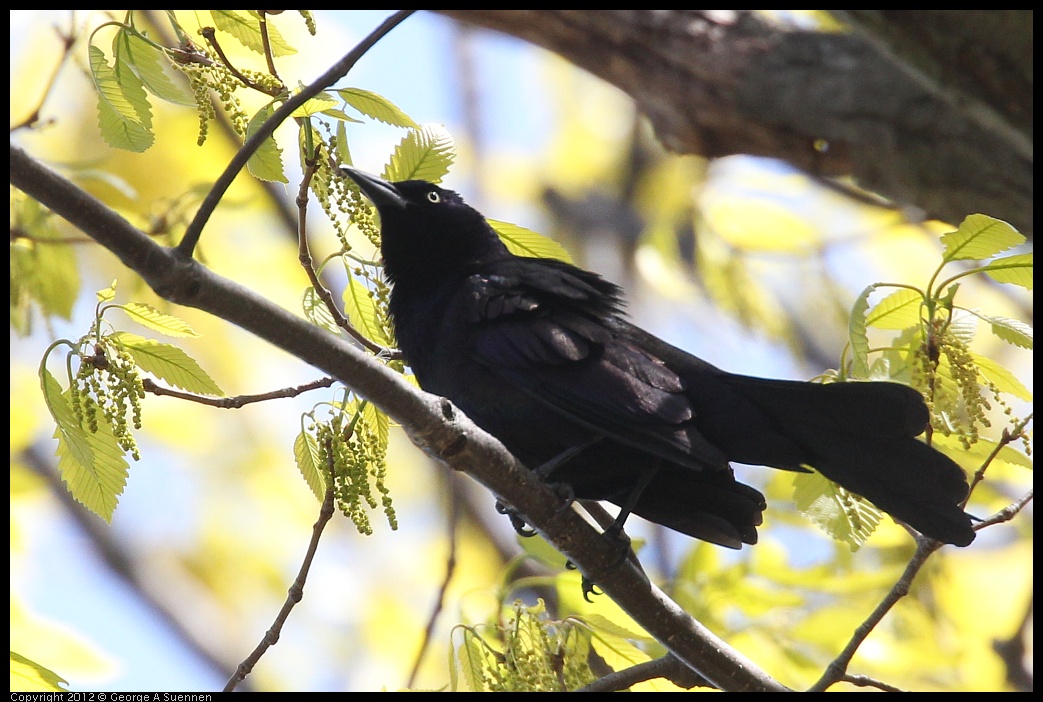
[972,351,1032,401]
[940,214,1025,262]
[114,28,193,106]
[111,332,223,396]
[40,369,94,472]
[294,429,326,499]
[865,287,922,330]
[793,471,881,550]
[363,401,390,446]
[847,284,879,379]
[88,44,153,152]
[245,104,288,183]
[981,252,1033,290]
[10,651,68,693]
[489,219,573,262]
[302,287,341,335]
[97,280,118,303]
[383,124,455,183]
[338,87,419,128]
[117,302,200,338]
[53,409,129,522]
[291,91,339,118]
[210,10,296,56]
[342,275,390,346]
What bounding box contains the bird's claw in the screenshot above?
[495,499,537,537]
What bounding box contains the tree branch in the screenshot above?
[434,10,1032,236]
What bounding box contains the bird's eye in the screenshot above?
[426,191,441,203]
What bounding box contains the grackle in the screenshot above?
[343,168,975,549]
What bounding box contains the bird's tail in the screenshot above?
[713,377,975,546]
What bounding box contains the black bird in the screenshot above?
[343,168,976,549]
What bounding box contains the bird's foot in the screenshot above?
[495,500,537,537]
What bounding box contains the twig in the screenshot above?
[408,471,461,688]
[142,376,336,407]
[295,156,393,356]
[225,460,337,691]
[10,12,77,131]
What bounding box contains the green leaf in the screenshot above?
[9,198,80,324]
[40,369,93,472]
[865,287,922,331]
[363,401,390,446]
[114,29,194,106]
[940,214,1025,262]
[793,471,881,550]
[972,351,1032,401]
[97,280,118,303]
[980,253,1033,290]
[112,332,224,396]
[847,284,879,379]
[244,104,288,183]
[210,10,296,56]
[302,287,341,335]
[89,43,154,152]
[986,315,1032,349]
[342,275,390,346]
[290,91,339,118]
[383,124,455,183]
[932,433,1032,473]
[335,119,352,165]
[488,219,573,263]
[117,303,200,338]
[338,87,419,128]
[964,310,1033,349]
[53,410,129,522]
[294,429,326,500]
[10,651,68,692]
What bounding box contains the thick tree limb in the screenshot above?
[435,10,1032,235]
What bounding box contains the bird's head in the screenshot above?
[342,167,508,285]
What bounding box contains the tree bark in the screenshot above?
[436,10,1033,236]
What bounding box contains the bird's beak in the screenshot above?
[341,167,408,210]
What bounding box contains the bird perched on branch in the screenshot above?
[343,167,975,549]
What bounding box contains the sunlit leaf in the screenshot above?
[40,369,92,472]
[980,253,1033,290]
[245,103,288,183]
[342,275,390,346]
[972,351,1032,401]
[383,124,455,183]
[112,332,223,396]
[10,651,68,693]
[866,287,922,331]
[489,219,572,262]
[117,303,200,338]
[114,29,193,105]
[294,429,326,499]
[793,471,881,550]
[291,91,338,117]
[210,10,296,55]
[97,281,118,303]
[338,87,418,128]
[940,214,1024,262]
[53,406,129,522]
[302,287,341,335]
[847,284,878,379]
[88,44,153,152]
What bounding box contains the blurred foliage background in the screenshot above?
[10,10,1032,692]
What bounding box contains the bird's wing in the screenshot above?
[463,259,729,470]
